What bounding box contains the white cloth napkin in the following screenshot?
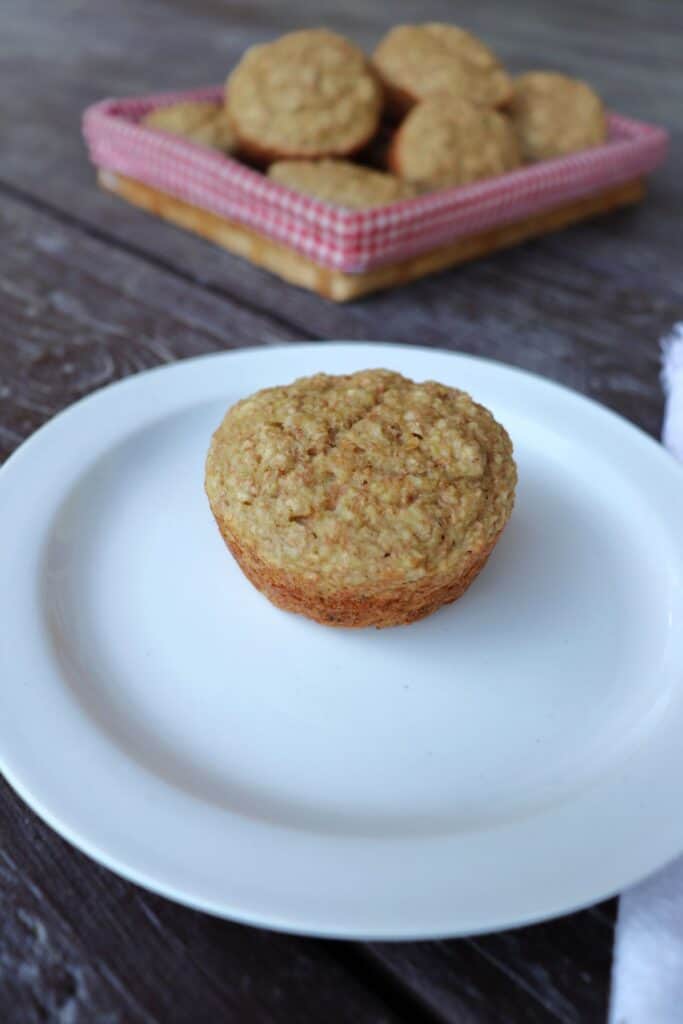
[662,324,683,463]
[609,323,683,1024]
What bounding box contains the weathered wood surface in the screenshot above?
[1,0,682,1020]
[0,194,297,459]
[1,776,407,1024]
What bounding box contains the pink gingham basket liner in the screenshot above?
[83,86,669,274]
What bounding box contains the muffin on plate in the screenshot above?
[510,71,607,161]
[268,159,419,208]
[373,23,513,116]
[205,369,516,628]
[142,101,237,152]
[225,29,383,162]
[390,97,521,188]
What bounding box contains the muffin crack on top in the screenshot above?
[228,378,481,488]
[205,370,516,628]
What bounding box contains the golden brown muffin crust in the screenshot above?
[390,98,521,188]
[510,71,607,161]
[373,23,513,114]
[143,101,236,151]
[188,112,237,151]
[268,159,418,208]
[217,517,503,628]
[205,370,516,627]
[225,29,383,161]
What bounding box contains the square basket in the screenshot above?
[83,87,669,301]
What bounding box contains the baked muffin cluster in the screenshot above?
[143,24,607,207]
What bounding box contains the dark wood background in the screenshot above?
[1,1,681,1020]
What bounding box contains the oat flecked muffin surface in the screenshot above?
[373,23,513,115]
[205,369,516,628]
[143,101,237,152]
[510,72,607,161]
[390,98,521,188]
[225,29,383,162]
[268,159,418,209]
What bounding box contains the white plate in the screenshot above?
[1,342,683,940]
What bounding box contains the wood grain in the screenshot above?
[0,193,300,461]
[1,0,681,1021]
[0,779,405,1024]
[368,908,615,1024]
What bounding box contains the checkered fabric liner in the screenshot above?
[83,86,669,274]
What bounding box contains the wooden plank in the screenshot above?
[350,943,567,1024]
[98,170,646,301]
[0,779,408,1024]
[0,191,301,461]
[367,908,615,1024]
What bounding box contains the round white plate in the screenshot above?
[2,342,683,940]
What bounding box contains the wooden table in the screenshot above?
[1,1,680,1020]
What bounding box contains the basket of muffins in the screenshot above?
[83,24,668,300]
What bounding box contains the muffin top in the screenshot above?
[225,29,383,159]
[188,111,237,151]
[143,101,236,151]
[390,97,520,188]
[510,71,606,161]
[205,369,516,590]
[373,23,512,110]
[268,159,418,209]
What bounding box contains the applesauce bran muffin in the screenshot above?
[390,98,520,188]
[225,29,383,162]
[187,112,237,151]
[205,370,516,628]
[373,23,513,115]
[142,101,237,152]
[510,72,607,161]
[268,159,418,209]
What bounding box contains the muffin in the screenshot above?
[268,159,418,209]
[187,113,237,151]
[510,71,607,161]
[205,369,516,628]
[373,23,513,116]
[225,29,383,162]
[390,97,521,188]
[142,101,237,152]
